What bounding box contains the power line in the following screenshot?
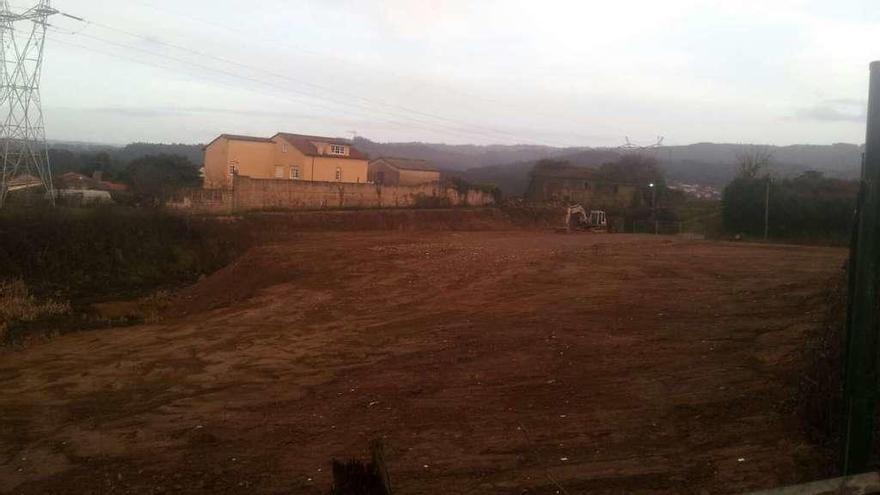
[53,27,564,146]
[51,11,578,147]
[57,28,538,145]
[128,0,592,142]
[43,31,514,144]
[89,19,570,146]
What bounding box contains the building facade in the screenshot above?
[368,157,441,186]
[526,164,638,209]
[204,133,369,189]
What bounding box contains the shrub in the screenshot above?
[722,172,857,242]
[0,206,245,300]
[0,279,70,341]
[797,270,847,475]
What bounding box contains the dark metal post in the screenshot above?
[650,184,658,234]
[764,177,771,240]
[842,60,880,475]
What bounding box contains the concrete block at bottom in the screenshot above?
[745,472,880,495]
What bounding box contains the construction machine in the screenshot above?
[563,204,609,232]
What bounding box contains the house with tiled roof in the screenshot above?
[57,171,128,192]
[203,132,369,189]
[368,157,441,186]
[4,173,44,192]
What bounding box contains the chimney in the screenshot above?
[92,170,103,182]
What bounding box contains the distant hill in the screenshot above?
[658,142,862,184]
[353,138,862,195]
[352,137,581,171]
[461,143,863,196]
[45,138,863,197]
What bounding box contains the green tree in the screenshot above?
[722,170,857,241]
[125,154,201,205]
[721,176,767,235]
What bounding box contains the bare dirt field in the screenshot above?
[0,230,846,494]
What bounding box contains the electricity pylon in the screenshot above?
[618,136,664,154]
[0,0,57,207]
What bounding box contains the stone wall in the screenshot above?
[168,176,495,214]
[527,175,639,210]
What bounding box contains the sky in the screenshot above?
[22,0,880,147]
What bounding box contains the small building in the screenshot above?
[368,157,441,186]
[4,174,44,192]
[56,189,114,205]
[57,171,127,192]
[203,132,370,189]
[526,163,638,209]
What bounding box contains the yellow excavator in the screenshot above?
[563,204,609,233]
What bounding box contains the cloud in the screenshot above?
[795,100,866,123]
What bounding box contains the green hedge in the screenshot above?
[0,206,243,300]
[722,172,858,243]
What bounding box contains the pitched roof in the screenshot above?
[371,157,439,172]
[274,133,369,160]
[204,134,274,149]
[57,172,128,191]
[5,174,43,191]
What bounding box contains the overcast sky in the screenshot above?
[28,0,880,147]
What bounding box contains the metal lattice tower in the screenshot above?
[618,136,664,154]
[0,0,57,207]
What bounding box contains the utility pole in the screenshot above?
[763,177,770,241]
[0,0,58,207]
[842,60,880,475]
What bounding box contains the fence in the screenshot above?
[632,220,718,239]
[632,220,683,236]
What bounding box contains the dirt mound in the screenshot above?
[171,208,563,315]
[171,246,303,315]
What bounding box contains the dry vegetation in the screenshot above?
[0,279,70,342]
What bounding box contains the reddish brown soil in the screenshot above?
[0,231,845,494]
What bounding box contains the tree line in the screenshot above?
[48,147,202,205]
[721,148,858,242]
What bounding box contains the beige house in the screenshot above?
[368,157,441,186]
[203,133,369,189]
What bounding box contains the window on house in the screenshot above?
[330,144,347,156]
[290,167,300,180]
[335,167,342,181]
[282,143,288,153]
[228,163,238,176]
[275,166,284,179]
